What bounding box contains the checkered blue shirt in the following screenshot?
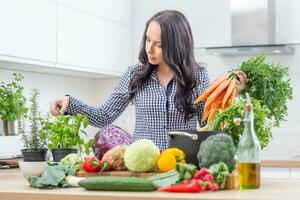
[66,64,210,150]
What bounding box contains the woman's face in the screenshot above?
[145,21,164,66]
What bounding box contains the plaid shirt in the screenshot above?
[66,64,210,150]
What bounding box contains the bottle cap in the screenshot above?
[244,93,253,112]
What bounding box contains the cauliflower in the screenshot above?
[197,134,236,172]
[124,139,160,172]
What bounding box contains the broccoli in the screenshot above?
[197,134,236,173]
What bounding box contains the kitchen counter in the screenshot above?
[1,169,300,200]
[261,159,300,168]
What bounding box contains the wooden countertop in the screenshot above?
[1,169,300,200]
[261,159,300,168]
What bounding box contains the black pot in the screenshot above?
[168,130,225,166]
[21,148,48,162]
[52,148,78,162]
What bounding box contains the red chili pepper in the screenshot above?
[82,156,102,172]
[157,179,202,193]
[193,167,208,180]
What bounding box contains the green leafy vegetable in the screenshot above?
[43,113,90,153]
[20,88,49,151]
[25,163,77,188]
[239,54,293,126]
[208,162,230,189]
[175,163,198,182]
[207,98,272,149]
[0,73,27,121]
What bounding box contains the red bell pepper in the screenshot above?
[157,179,202,193]
[82,156,102,172]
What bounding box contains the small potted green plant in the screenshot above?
[44,112,91,162]
[0,73,27,136]
[20,88,49,161]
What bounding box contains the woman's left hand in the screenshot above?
[232,70,247,92]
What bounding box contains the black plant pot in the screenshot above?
[21,148,48,162]
[168,130,226,166]
[52,148,78,162]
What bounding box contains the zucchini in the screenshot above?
[78,176,156,191]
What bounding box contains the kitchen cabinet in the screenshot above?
[56,0,131,25]
[0,0,132,78]
[56,4,131,75]
[275,0,300,44]
[0,0,56,65]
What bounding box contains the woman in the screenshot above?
[50,10,245,150]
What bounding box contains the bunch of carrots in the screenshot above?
[194,73,238,123]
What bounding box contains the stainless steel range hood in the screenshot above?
[205,0,295,56]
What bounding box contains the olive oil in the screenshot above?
[237,163,260,189]
[237,93,261,190]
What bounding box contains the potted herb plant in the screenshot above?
[20,88,49,161]
[0,73,27,136]
[44,112,91,162]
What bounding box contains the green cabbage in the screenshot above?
[124,139,160,172]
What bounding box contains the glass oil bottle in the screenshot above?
[237,93,261,189]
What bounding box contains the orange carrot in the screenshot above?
[208,110,217,123]
[193,75,228,105]
[202,109,211,122]
[205,79,230,109]
[222,79,236,109]
[204,90,226,122]
[228,87,237,106]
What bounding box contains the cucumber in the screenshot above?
[78,176,156,191]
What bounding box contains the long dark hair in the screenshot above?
[129,10,199,121]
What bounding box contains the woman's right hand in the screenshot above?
[50,96,70,116]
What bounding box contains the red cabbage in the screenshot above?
[92,125,133,159]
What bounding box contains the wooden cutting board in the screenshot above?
[76,170,162,178]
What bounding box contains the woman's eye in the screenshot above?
[156,43,162,48]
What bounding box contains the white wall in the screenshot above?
[0,69,99,156]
